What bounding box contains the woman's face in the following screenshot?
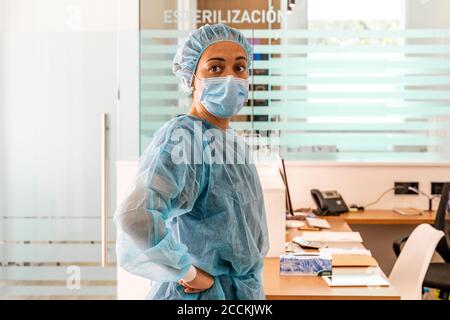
[192,41,248,100]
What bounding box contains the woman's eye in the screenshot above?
[209,65,222,73]
[235,65,246,72]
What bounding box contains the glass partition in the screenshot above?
[1,1,117,299]
[139,0,450,162]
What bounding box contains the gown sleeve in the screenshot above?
[113,122,205,282]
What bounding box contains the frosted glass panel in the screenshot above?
[1,11,118,299]
[140,27,450,162]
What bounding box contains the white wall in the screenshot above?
[405,0,450,29]
[117,0,140,161]
[284,162,450,211]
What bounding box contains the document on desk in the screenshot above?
[306,217,331,229]
[286,220,305,229]
[302,231,363,242]
[322,274,389,287]
[319,248,371,256]
[331,254,378,267]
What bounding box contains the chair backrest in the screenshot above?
[433,182,450,231]
[389,224,444,300]
[432,183,450,261]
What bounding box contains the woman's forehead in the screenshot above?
[199,41,247,62]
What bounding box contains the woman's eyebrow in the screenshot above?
[205,56,247,62]
[206,57,225,62]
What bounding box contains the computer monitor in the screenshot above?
[278,156,294,216]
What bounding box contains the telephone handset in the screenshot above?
[310,189,349,216]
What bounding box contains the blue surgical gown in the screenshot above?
[114,115,269,300]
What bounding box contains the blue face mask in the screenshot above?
[195,75,249,119]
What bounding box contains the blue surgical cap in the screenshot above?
[172,23,253,93]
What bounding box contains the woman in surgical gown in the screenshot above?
[114,23,269,300]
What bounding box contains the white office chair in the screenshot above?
[389,224,444,300]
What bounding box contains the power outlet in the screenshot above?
[431,182,445,195]
[394,182,419,195]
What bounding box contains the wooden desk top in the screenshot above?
[327,209,442,225]
[263,219,400,300]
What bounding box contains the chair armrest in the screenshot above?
[393,236,409,257]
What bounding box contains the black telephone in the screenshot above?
[310,189,349,216]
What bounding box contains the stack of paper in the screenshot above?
[331,255,378,267]
[285,242,305,253]
[302,231,363,242]
[306,217,331,229]
[319,248,372,256]
[286,220,305,229]
[322,274,389,287]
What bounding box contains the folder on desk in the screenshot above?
[322,274,389,287]
[332,254,378,267]
[320,248,372,256]
[302,231,363,242]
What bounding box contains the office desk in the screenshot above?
[327,209,442,225]
[328,209,449,273]
[263,219,400,300]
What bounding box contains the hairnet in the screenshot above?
[172,23,253,93]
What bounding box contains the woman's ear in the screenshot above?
[192,73,199,91]
[190,75,196,93]
[191,74,201,99]
[191,85,196,100]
